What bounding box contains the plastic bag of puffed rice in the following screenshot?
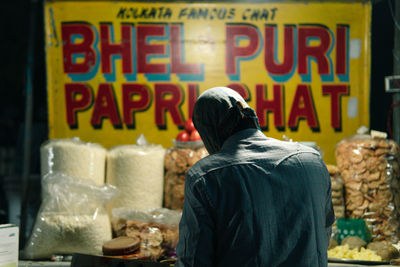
[22,173,118,259]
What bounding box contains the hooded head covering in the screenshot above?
[193,87,260,154]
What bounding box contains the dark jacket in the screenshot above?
[175,128,334,267]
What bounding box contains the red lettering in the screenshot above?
[187,84,199,119]
[225,24,260,77]
[288,84,318,129]
[65,83,93,128]
[322,84,349,130]
[226,83,251,101]
[336,25,348,76]
[255,84,284,129]
[100,24,133,74]
[155,83,184,128]
[264,25,294,75]
[171,24,202,75]
[298,26,331,75]
[91,83,121,128]
[62,23,96,73]
[122,84,151,128]
[137,25,167,74]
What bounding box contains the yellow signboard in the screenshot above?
[44,1,371,164]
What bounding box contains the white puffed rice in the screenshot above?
[107,144,166,212]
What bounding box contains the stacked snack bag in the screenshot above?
[327,165,345,219]
[336,132,400,242]
[164,119,208,210]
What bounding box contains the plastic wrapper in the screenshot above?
[111,207,181,261]
[106,135,166,212]
[23,173,117,259]
[40,137,107,186]
[336,218,371,244]
[327,165,345,219]
[164,141,208,210]
[336,134,400,242]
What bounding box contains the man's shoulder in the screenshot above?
[186,152,225,179]
[186,150,248,184]
[186,138,323,182]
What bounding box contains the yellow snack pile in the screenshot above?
[328,244,382,261]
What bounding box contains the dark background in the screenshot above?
[0,0,397,234]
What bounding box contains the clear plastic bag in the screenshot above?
[327,165,345,219]
[23,173,117,259]
[111,207,181,261]
[106,134,166,212]
[335,134,400,242]
[163,143,208,210]
[40,137,107,186]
